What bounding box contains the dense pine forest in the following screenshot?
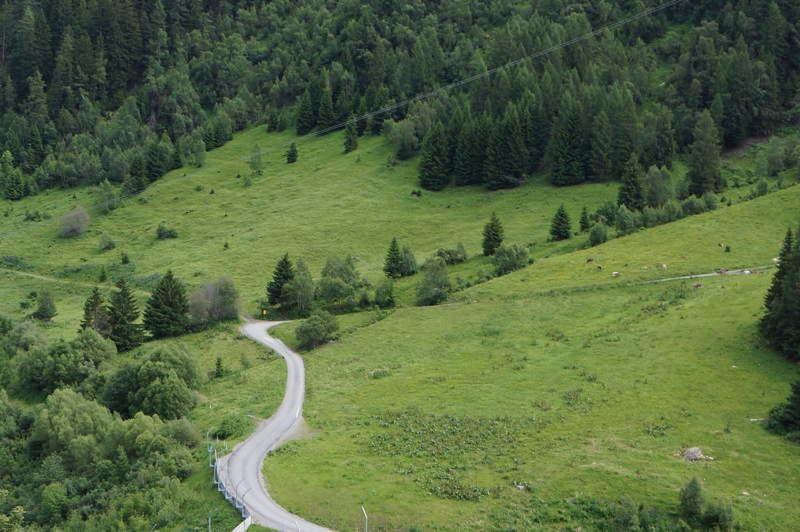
[1,1,800,530]
[0,0,798,200]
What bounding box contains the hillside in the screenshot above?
[266,187,800,530]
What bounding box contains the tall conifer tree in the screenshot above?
[268,254,295,306]
[144,270,189,338]
[419,122,449,191]
[107,279,143,352]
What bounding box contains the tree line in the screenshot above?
[1,1,798,201]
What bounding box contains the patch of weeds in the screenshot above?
[644,416,672,437]
[0,255,30,271]
[366,409,534,501]
[562,389,591,410]
[368,368,390,379]
[546,329,567,342]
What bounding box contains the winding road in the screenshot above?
[215,321,329,532]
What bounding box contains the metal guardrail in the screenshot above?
[209,444,252,531]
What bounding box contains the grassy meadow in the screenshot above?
[1,124,799,530]
[266,227,800,531]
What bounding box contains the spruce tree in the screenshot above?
[550,205,572,241]
[484,122,517,190]
[144,270,189,339]
[107,279,143,352]
[355,97,368,136]
[317,84,336,130]
[286,143,298,164]
[617,155,646,211]
[546,95,586,186]
[588,111,613,181]
[295,89,316,135]
[384,238,404,278]
[482,213,504,256]
[579,206,591,233]
[687,110,723,196]
[344,120,358,153]
[267,254,295,306]
[761,228,800,358]
[419,122,449,191]
[81,287,110,335]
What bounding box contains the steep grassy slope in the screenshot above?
[266,189,800,530]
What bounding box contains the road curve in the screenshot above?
[216,320,329,532]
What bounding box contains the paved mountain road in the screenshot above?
[216,321,329,532]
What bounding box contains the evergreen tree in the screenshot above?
[344,120,358,153]
[419,122,449,191]
[286,143,298,164]
[384,238,404,279]
[107,279,143,352]
[296,89,316,135]
[267,254,295,306]
[546,95,586,186]
[550,205,572,241]
[454,116,487,186]
[588,111,613,182]
[617,155,646,211]
[32,290,57,321]
[482,213,504,256]
[761,228,800,358]
[317,83,336,130]
[767,381,800,436]
[687,111,723,196]
[680,478,704,525]
[355,97,368,136]
[146,134,174,181]
[579,207,591,233]
[81,288,110,335]
[143,270,189,339]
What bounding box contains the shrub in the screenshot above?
[93,179,119,214]
[661,199,684,222]
[212,415,251,439]
[703,502,734,531]
[416,257,451,306]
[400,246,418,276]
[493,245,530,276]
[702,192,719,211]
[589,224,609,247]
[679,478,704,524]
[615,205,641,236]
[296,311,339,350]
[58,206,90,238]
[374,280,395,309]
[681,196,707,216]
[188,278,239,324]
[98,233,116,252]
[31,291,57,321]
[156,222,178,240]
[766,381,800,438]
[435,243,468,265]
[753,178,769,197]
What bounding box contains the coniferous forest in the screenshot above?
[0,1,798,200]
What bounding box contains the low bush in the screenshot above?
[435,243,468,265]
[493,245,530,276]
[98,233,116,252]
[58,206,90,238]
[156,222,178,240]
[296,311,339,350]
[589,224,609,247]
